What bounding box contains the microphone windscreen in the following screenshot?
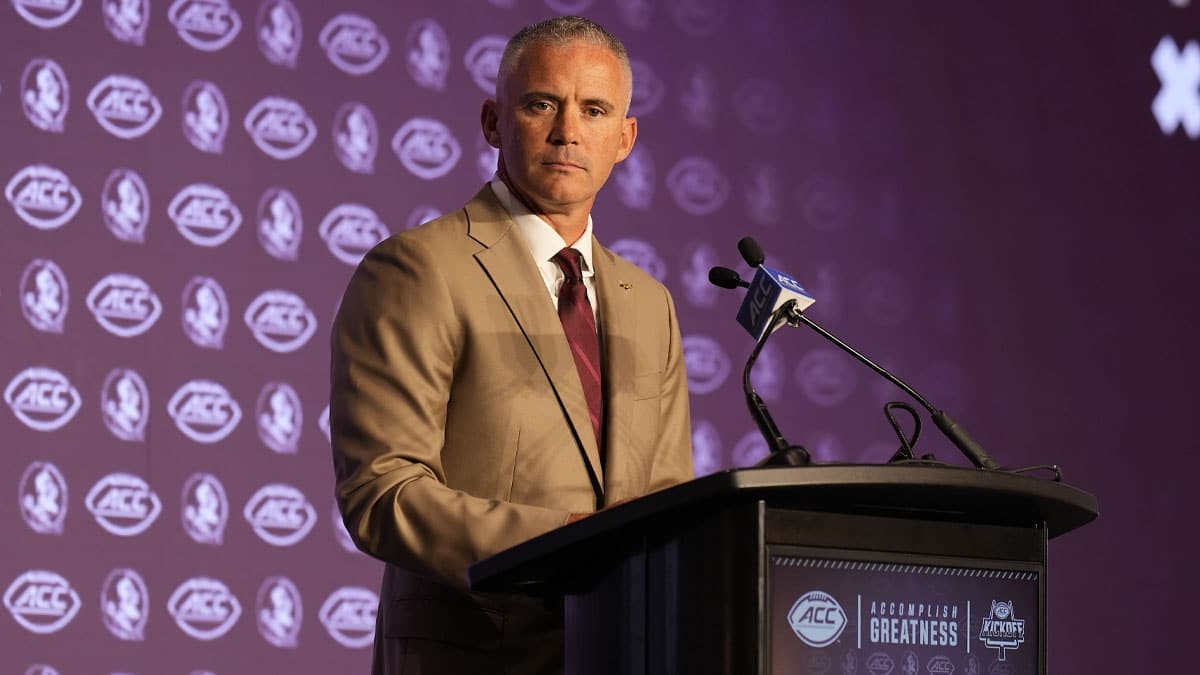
[708,266,745,289]
[737,237,765,268]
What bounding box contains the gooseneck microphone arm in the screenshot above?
[744,301,811,467]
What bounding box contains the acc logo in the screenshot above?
[5,367,82,432]
[19,461,68,535]
[6,164,82,230]
[244,289,318,353]
[746,162,782,227]
[257,0,302,68]
[182,472,228,545]
[101,568,149,641]
[787,590,847,648]
[691,419,722,476]
[866,652,894,675]
[407,19,450,91]
[3,571,81,635]
[101,368,149,442]
[463,34,507,95]
[169,183,243,247]
[258,187,303,260]
[257,381,303,453]
[12,0,81,28]
[670,0,728,37]
[318,404,331,443]
[927,655,955,675]
[168,379,242,443]
[666,156,728,216]
[392,117,462,180]
[168,0,242,52]
[319,13,389,76]
[609,238,667,281]
[167,576,242,640]
[734,79,790,136]
[614,145,655,211]
[683,335,730,395]
[102,168,150,243]
[244,96,317,160]
[87,74,163,139]
[979,600,1025,661]
[629,60,665,117]
[405,205,441,231]
[680,64,718,130]
[243,483,317,546]
[319,203,389,265]
[85,472,162,536]
[182,80,229,154]
[182,276,229,349]
[256,576,302,648]
[797,174,850,232]
[795,348,856,407]
[86,273,163,337]
[679,241,719,308]
[21,58,69,133]
[731,431,769,467]
[24,665,60,675]
[20,258,69,334]
[334,102,378,174]
[332,501,358,553]
[319,586,377,648]
[103,0,149,45]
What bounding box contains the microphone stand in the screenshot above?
[746,301,811,467]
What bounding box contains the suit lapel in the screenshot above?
[592,242,639,504]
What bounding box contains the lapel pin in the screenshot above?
[619,282,633,290]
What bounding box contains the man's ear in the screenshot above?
[614,115,638,163]
[480,99,502,149]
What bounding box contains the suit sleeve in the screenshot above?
[330,233,570,589]
[647,285,695,492]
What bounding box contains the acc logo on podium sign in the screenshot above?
[788,590,847,648]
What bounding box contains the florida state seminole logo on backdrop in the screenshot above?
[100,367,150,442]
[101,568,149,641]
[182,80,229,154]
[256,576,303,648]
[20,258,69,333]
[257,0,302,68]
[19,461,68,535]
[102,168,150,243]
[406,18,450,91]
[256,381,303,454]
[21,58,69,133]
[333,101,378,174]
[4,571,81,635]
[182,472,229,545]
[182,276,230,349]
[103,0,150,45]
[257,187,303,260]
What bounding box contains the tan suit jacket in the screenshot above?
[330,186,694,674]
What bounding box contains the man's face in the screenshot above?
[482,39,636,216]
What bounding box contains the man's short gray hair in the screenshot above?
[497,16,633,113]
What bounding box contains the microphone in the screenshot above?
[735,265,815,339]
[738,236,764,268]
[708,266,748,289]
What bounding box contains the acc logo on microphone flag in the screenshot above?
[666,156,729,216]
[244,96,317,160]
[256,576,303,648]
[258,187,303,261]
[182,472,229,545]
[319,586,378,648]
[168,0,242,52]
[103,0,150,45]
[319,13,390,76]
[319,203,389,265]
[101,568,149,641]
[244,290,318,353]
[86,273,163,338]
[19,461,68,535]
[3,571,81,635]
[20,258,69,334]
[392,117,462,180]
[788,590,847,648]
[21,58,69,133]
[102,168,150,243]
[12,0,82,29]
[257,0,302,68]
[6,164,82,230]
[243,483,317,546]
[168,379,242,443]
[169,183,242,247]
[85,472,162,537]
[5,367,82,432]
[101,367,150,442]
[167,576,242,640]
[87,75,162,139]
[464,35,507,95]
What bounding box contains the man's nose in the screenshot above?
[549,109,580,145]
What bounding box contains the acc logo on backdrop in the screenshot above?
[182,276,229,349]
[11,0,81,28]
[670,0,728,37]
[243,289,318,353]
[169,183,242,246]
[182,80,229,154]
[20,258,69,334]
[392,117,461,180]
[404,205,441,231]
[866,652,894,675]
[682,335,730,395]
[168,0,242,52]
[679,241,719,308]
[318,403,331,443]
[734,79,790,136]
[103,0,150,45]
[5,367,82,432]
[256,576,302,648]
[319,586,377,648]
[85,472,162,536]
[4,571,81,635]
[463,35,507,95]
[21,58,69,133]
[788,590,847,647]
[86,273,163,337]
[666,157,729,216]
[24,665,60,675]
[258,187,303,260]
[256,381,303,454]
[680,65,718,130]
[87,74,162,139]
[629,60,665,117]
[6,164,82,230]
[101,568,149,641]
[333,102,378,174]
[407,18,450,91]
[795,348,856,407]
[319,203,389,265]
[168,379,242,443]
[168,576,242,640]
[796,174,850,233]
[101,368,149,442]
[19,461,68,535]
[691,419,722,476]
[614,145,655,211]
[243,483,317,546]
[102,168,150,243]
[731,431,769,466]
[319,13,389,76]
[244,96,317,160]
[257,0,302,68]
[609,238,667,282]
[182,472,228,545]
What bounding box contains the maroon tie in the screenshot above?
[552,248,604,450]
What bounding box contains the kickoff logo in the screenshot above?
[101,568,149,641]
[334,102,378,174]
[103,0,150,45]
[464,35,507,94]
[168,0,242,52]
[257,0,302,68]
[406,19,451,91]
[102,168,150,243]
[5,367,82,432]
[12,0,82,28]
[20,258,69,334]
[682,335,731,395]
[85,472,163,537]
[319,13,390,76]
[169,183,243,247]
[87,74,163,139]
[392,117,462,180]
[101,367,150,442]
[6,164,82,230]
[244,96,317,160]
[788,590,847,648]
[319,586,378,648]
[319,202,389,265]
[86,273,163,338]
[258,187,303,260]
[4,571,81,635]
[256,576,303,648]
[168,379,242,443]
[243,483,317,546]
[19,461,68,535]
[182,472,228,545]
[666,156,729,216]
[257,381,303,453]
[168,576,242,640]
[182,80,229,154]
[244,289,318,353]
[182,275,230,349]
[21,58,69,133]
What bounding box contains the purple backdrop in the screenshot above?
[2,1,1197,673]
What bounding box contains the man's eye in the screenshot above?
[530,101,553,112]
[585,108,605,117]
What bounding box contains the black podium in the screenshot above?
[469,465,1098,675]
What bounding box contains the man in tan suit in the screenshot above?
[330,16,694,675]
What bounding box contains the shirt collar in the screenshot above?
[490,175,595,278]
